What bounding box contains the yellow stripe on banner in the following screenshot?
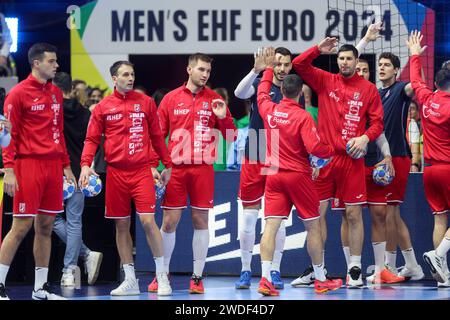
[0,176,3,204]
[70,26,111,93]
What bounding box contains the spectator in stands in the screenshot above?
[0,13,12,69]
[71,79,88,107]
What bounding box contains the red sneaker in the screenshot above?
[147,276,158,292]
[258,277,280,296]
[314,278,343,293]
[380,268,405,284]
[189,276,204,294]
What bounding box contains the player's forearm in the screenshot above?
[375,133,391,157]
[234,69,258,99]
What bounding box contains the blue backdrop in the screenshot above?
[136,172,435,278]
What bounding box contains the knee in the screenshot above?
[115,220,130,233]
[242,211,259,234]
[162,219,178,233]
[346,211,361,225]
[140,217,157,231]
[35,224,53,237]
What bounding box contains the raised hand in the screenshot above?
[318,37,338,54]
[253,47,267,73]
[212,99,227,119]
[263,47,277,68]
[363,21,383,42]
[406,30,427,55]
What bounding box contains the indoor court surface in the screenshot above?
[3,273,450,300]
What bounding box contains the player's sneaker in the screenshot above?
[189,275,204,294]
[438,279,450,288]
[258,277,279,296]
[423,250,447,283]
[314,278,343,293]
[347,266,364,288]
[61,270,75,287]
[270,270,284,289]
[110,278,140,296]
[366,268,405,284]
[32,283,67,300]
[148,276,158,292]
[385,263,398,275]
[84,251,103,285]
[235,271,252,289]
[0,283,9,300]
[290,266,315,287]
[156,272,172,296]
[398,265,424,281]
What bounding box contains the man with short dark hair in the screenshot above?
[292,37,384,287]
[233,47,293,290]
[0,43,76,300]
[80,60,173,296]
[257,47,341,296]
[147,53,236,294]
[52,72,103,288]
[406,31,450,286]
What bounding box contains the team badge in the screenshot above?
[203,102,209,109]
[353,92,360,100]
[134,104,141,112]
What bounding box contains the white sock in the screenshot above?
[154,256,164,274]
[271,222,286,272]
[436,237,450,258]
[372,242,386,273]
[193,229,209,277]
[161,230,176,273]
[313,263,326,282]
[0,264,10,285]
[239,209,258,271]
[385,250,397,268]
[348,255,361,270]
[343,247,351,268]
[123,263,136,281]
[261,261,272,281]
[34,267,49,292]
[402,248,419,269]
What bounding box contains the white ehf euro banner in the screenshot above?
[73,0,418,55]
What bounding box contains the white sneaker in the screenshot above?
[385,264,398,275]
[61,271,75,287]
[156,272,172,296]
[423,250,447,283]
[0,283,9,300]
[84,251,103,285]
[32,283,67,300]
[110,278,140,296]
[438,278,450,288]
[291,266,315,287]
[398,265,424,280]
[347,266,364,288]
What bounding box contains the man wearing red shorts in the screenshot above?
[0,43,76,300]
[80,61,173,296]
[292,37,384,287]
[257,47,341,296]
[148,53,236,294]
[406,31,450,286]
[233,47,292,289]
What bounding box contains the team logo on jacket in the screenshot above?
[203,102,209,109]
[134,104,141,112]
[353,92,360,100]
[51,94,57,104]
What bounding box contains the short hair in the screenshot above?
[72,79,86,88]
[379,52,400,69]
[88,87,104,98]
[357,58,369,66]
[188,53,213,67]
[281,74,303,99]
[275,47,292,59]
[435,68,450,90]
[213,87,229,101]
[110,60,134,77]
[53,72,72,94]
[337,44,358,59]
[28,43,57,68]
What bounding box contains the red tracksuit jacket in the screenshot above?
[410,55,450,165]
[155,84,236,166]
[293,46,384,154]
[2,74,70,168]
[258,68,334,173]
[81,89,171,170]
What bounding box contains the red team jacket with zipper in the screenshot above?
[154,84,236,166]
[257,68,334,173]
[2,74,70,168]
[293,46,384,154]
[81,89,171,170]
[410,55,450,165]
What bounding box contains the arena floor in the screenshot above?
[4,273,450,300]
